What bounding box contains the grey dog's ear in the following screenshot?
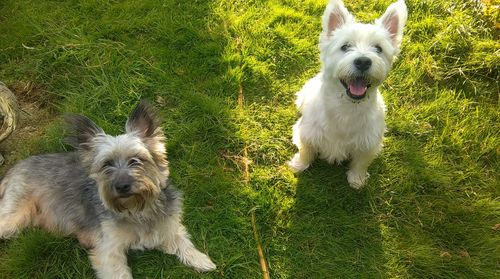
[64,114,104,150]
[126,100,169,181]
[125,100,162,139]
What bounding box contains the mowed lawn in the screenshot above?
[0,0,498,278]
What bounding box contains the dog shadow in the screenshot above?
[281,133,494,278]
[280,160,386,278]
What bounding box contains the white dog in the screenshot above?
[288,0,407,189]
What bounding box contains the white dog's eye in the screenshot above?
[374,45,383,53]
[341,44,351,52]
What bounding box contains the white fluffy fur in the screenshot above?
[289,0,407,189]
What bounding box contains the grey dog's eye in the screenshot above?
[341,44,350,52]
[101,160,113,172]
[128,158,142,167]
[374,45,383,53]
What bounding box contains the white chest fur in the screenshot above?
[294,74,386,164]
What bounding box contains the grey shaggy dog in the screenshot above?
[0,101,216,279]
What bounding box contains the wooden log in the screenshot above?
[0,81,18,143]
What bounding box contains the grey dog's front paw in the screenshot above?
[187,250,216,272]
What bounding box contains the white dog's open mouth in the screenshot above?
[340,78,371,100]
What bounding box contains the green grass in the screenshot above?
[0,0,498,278]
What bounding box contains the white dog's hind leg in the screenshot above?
[347,148,379,189]
[288,121,316,172]
[160,218,216,272]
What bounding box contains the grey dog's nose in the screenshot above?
[113,174,134,195]
[115,183,131,194]
[354,57,372,72]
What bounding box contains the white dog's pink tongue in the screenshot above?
[348,80,367,96]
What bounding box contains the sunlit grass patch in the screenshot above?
[0,0,498,278]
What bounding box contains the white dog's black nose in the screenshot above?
[354,57,372,72]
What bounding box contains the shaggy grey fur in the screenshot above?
[0,101,216,278]
[0,153,181,233]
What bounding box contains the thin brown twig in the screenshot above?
[235,35,270,279]
[242,146,250,183]
[238,82,244,106]
[251,210,270,279]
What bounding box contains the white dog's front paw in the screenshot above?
[186,250,216,272]
[347,170,369,189]
[288,153,310,173]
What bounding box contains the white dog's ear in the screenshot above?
[376,0,408,48]
[322,0,354,38]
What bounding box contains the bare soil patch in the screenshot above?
[0,81,56,172]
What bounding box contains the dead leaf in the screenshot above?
[440,251,451,258]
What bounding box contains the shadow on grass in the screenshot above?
[280,132,498,278]
[374,136,499,278]
[0,0,261,278]
[282,161,386,278]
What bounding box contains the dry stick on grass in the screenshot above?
[238,82,245,107]
[236,52,270,277]
[251,210,271,279]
